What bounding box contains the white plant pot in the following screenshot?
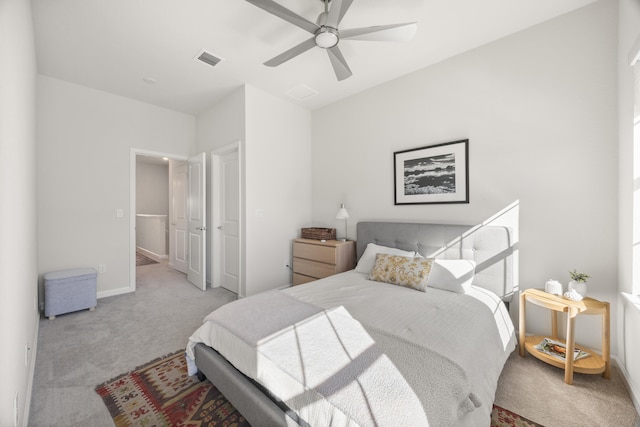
[568,280,587,297]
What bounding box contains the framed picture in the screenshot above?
[394,139,469,205]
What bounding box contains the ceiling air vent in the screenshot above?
[286,84,319,101]
[194,49,223,68]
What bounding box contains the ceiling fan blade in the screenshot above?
[264,37,317,67]
[341,22,417,42]
[325,0,354,28]
[326,46,352,81]
[245,0,319,34]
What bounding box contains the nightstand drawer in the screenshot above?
[292,273,315,286]
[293,257,336,279]
[293,241,337,264]
[291,238,355,286]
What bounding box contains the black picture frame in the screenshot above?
[394,139,469,205]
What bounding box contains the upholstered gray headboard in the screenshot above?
[357,222,516,302]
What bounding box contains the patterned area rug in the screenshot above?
[136,252,158,266]
[96,349,542,427]
[96,350,248,426]
[492,405,544,427]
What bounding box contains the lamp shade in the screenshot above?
[335,203,349,219]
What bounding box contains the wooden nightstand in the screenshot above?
[292,238,356,285]
[519,288,610,385]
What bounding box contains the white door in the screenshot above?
[170,161,188,274]
[220,151,240,293]
[213,146,241,294]
[187,153,206,290]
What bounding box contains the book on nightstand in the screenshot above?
[535,338,590,362]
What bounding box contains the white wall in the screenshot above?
[618,0,640,411]
[0,0,39,425]
[37,76,195,297]
[136,161,169,215]
[244,85,312,296]
[136,215,168,257]
[312,1,618,352]
[196,85,312,297]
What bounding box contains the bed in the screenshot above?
[186,221,517,426]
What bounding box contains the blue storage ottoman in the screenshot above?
[44,268,97,320]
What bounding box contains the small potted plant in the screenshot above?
[568,269,590,297]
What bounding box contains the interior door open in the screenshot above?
[170,161,188,274]
[187,152,206,290]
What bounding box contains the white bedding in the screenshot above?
[186,270,516,426]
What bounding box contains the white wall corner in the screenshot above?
[612,355,640,415]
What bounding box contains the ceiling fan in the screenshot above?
[245,0,418,81]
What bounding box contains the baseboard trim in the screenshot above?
[136,246,167,262]
[97,286,134,299]
[24,310,39,426]
[613,355,640,415]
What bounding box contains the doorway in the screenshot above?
[135,155,170,268]
[129,148,188,292]
[129,148,207,292]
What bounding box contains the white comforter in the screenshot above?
[186,270,516,426]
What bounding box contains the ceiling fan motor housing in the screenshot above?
[315,26,339,48]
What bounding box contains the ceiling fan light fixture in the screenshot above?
[245,0,416,81]
[315,27,339,49]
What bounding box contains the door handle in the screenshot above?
[196,226,207,231]
[217,226,223,230]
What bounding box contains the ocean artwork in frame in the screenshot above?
[394,139,469,205]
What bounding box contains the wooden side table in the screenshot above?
[519,288,610,385]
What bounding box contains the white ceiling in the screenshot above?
[31,0,597,116]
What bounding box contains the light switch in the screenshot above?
[116,209,123,218]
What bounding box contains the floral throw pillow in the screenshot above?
[368,253,434,292]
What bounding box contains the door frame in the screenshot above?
[129,148,188,293]
[211,141,244,296]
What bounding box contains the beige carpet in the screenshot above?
[495,351,639,427]
[29,260,237,426]
[29,261,640,426]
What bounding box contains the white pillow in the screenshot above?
[427,259,476,293]
[355,243,416,274]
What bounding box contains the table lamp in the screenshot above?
[335,203,349,241]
